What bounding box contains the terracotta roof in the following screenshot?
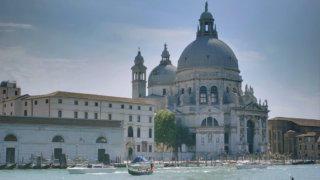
[0,115,121,127]
[2,94,30,102]
[25,91,154,105]
[296,132,317,137]
[269,117,320,127]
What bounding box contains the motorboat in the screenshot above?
[17,163,32,169]
[5,163,16,169]
[67,164,116,174]
[127,156,154,176]
[236,163,268,169]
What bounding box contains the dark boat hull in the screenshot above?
[128,168,153,176]
[18,163,31,169]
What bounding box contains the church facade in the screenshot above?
[132,2,269,155]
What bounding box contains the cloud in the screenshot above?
[0,22,34,30]
[252,80,320,119]
[0,29,16,32]
[237,50,267,62]
[0,46,90,95]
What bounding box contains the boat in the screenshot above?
[236,163,268,169]
[17,163,32,169]
[67,164,116,174]
[0,164,6,170]
[127,156,154,176]
[292,160,315,165]
[5,163,16,170]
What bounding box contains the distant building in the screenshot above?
[268,117,320,159]
[0,81,21,102]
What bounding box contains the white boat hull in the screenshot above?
[236,164,268,169]
[68,167,116,174]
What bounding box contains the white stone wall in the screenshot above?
[0,123,123,164]
[196,128,224,155]
[3,96,155,159]
[148,84,171,97]
[0,84,21,101]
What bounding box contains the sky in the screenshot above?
[0,0,319,119]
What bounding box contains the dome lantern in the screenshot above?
[134,48,144,65]
[197,2,218,39]
[160,43,172,65]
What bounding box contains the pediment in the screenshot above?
[245,102,263,111]
[198,106,223,115]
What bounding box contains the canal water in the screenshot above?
[0,164,319,180]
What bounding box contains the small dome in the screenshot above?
[200,11,213,19]
[148,64,177,87]
[134,51,144,64]
[177,36,239,71]
[200,2,213,19]
[149,44,177,87]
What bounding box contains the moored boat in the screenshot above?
[17,163,32,169]
[236,163,268,169]
[5,163,16,170]
[67,164,116,174]
[127,156,154,176]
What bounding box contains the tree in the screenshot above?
[154,110,176,150]
[155,109,195,161]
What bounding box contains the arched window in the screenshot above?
[200,86,207,104]
[4,134,17,141]
[128,126,133,137]
[188,87,192,94]
[52,135,64,142]
[96,136,107,143]
[201,117,213,127]
[137,127,141,138]
[210,86,218,104]
[201,119,207,127]
[214,118,219,126]
[207,117,213,126]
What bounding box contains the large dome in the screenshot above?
[148,63,177,87]
[177,36,239,71]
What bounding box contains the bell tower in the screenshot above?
[131,49,147,98]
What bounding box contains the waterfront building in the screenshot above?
[0,89,155,162]
[0,115,122,164]
[268,117,320,159]
[135,2,269,155]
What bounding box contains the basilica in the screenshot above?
[132,2,269,155]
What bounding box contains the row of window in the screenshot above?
[2,90,18,95]
[23,99,152,111]
[200,86,219,104]
[136,144,152,153]
[3,134,107,143]
[127,126,152,138]
[299,144,316,151]
[22,109,153,122]
[162,86,237,103]
[298,137,315,142]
